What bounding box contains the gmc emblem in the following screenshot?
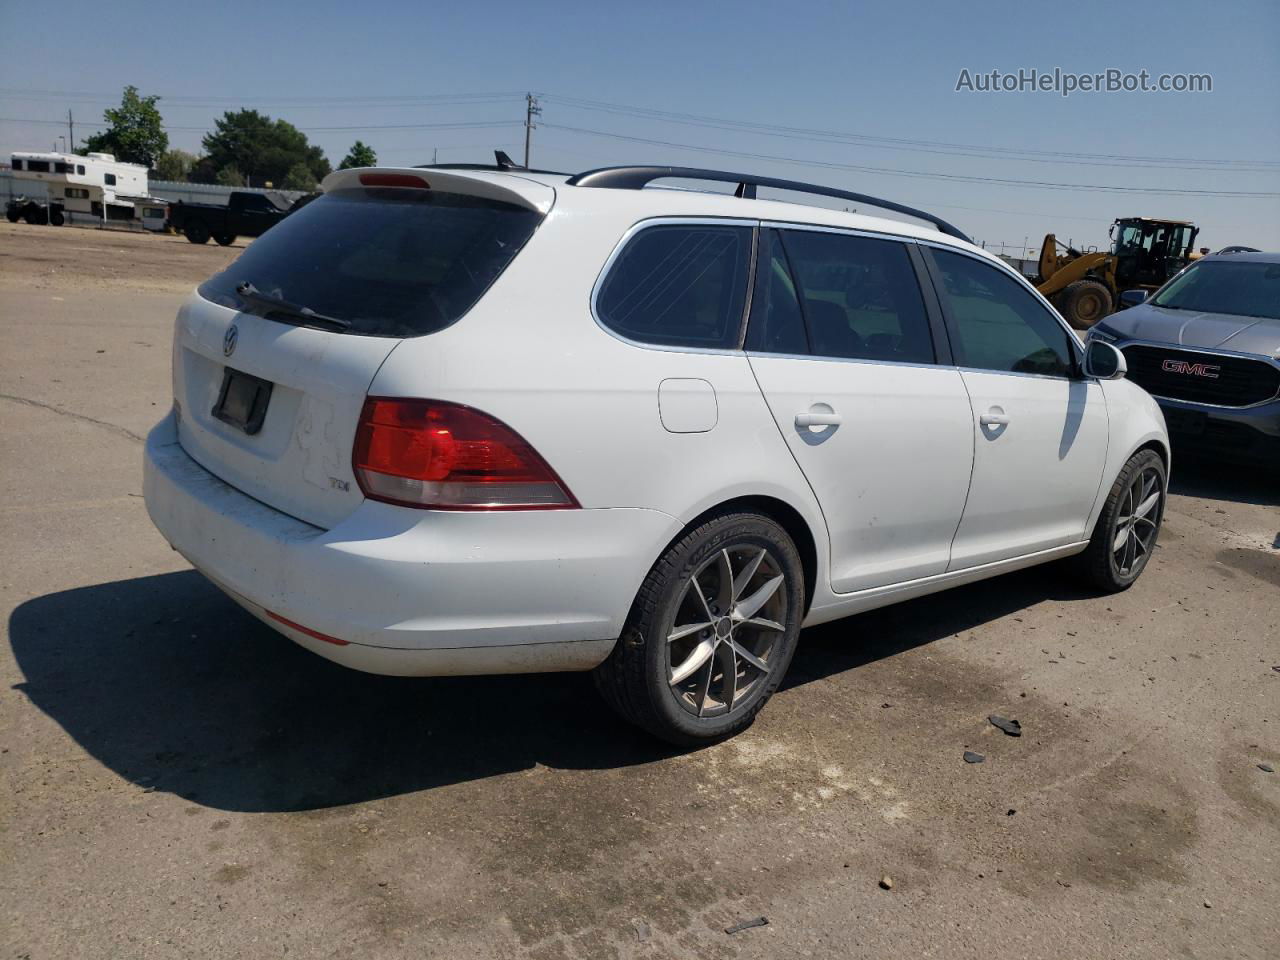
[1162,358,1220,379]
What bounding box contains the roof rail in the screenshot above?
[564,166,970,242]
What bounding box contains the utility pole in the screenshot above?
[523,93,541,168]
[432,147,438,165]
[67,109,74,153]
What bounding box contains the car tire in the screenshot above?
[1057,280,1113,329]
[215,234,235,246]
[594,510,805,746]
[1073,448,1166,592]
[184,220,211,244]
[6,206,19,223]
[49,208,65,227]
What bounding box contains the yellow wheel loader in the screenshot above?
[1036,217,1199,328]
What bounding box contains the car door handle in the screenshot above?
[795,412,842,428]
[980,412,1009,426]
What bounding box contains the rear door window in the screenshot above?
[198,188,543,338]
[930,249,1075,377]
[595,223,752,350]
[746,228,935,364]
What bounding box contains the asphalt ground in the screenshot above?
[2,221,1277,959]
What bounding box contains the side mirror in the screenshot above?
[1084,340,1127,380]
[1119,289,1148,308]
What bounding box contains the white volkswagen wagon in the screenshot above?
[144,161,1169,744]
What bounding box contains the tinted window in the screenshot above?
[596,224,751,349]
[750,229,934,363]
[198,188,543,338]
[104,173,116,185]
[10,159,21,171]
[76,164,85,175]
[745,230,808,354]
[55,162,71,173]
[931,249,1074,376]
[26,160,50,173]
[1151,259,1280,320]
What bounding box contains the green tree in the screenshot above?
[338,140,377,170]
[201,109,330,188]
[215,165,246,187]
[154,149,196,182]
[281,162,318,191]
[82,86,169,168]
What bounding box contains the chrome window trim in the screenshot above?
[916,238,1086,382]
[1111,337,1280,409]
[588,216,759,358]
[745,350,952,373]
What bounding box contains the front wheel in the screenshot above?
[594,511,805,746]
[184,220,210,244]
[1073,449,1166,591]
[215,234,235,246]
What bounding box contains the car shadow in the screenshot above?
[9,564,1097,813]
[1168,449,1280,508]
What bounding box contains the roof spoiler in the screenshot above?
[319,165,555,214]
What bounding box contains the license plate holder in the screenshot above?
[212,367,273,435]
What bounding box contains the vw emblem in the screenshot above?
[223,324,238,357]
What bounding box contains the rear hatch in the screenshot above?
[173,168,554,529]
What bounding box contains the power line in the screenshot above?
[0,88,523,106]
[0,116,521,134]
[536,93,1280,172]
[539,122,1280,198]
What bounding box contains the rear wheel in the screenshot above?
[184,220,211,244]
[1057,279,1113,329]
[215,234,235,246]
[48,207,65,227]
[6,206,20,223]
[594,511,804,746]
[1074,449,1166,591]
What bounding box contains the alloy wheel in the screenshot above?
[666,545,788,718]
[1112,465,1162,577]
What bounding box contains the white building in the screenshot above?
[8,151,168,229]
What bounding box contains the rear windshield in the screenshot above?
[198,188,543,337]
[1151,259,1280,321]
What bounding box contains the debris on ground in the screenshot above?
[879,875,894,890]
[963,751,985,764]
[631,919,651,942]
[1259,763,1275,773]
[725,917,769,935]
[989,715,1023,737]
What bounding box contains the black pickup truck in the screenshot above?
[168,191,297,246]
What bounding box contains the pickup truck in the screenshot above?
[168,191,296,246]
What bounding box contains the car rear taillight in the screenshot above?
[352,398,578,510]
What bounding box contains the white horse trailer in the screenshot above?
[7,151,168,230]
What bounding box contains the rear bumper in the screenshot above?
[143,411,681,675]
[1156,396,1280,463]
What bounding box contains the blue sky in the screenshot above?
[2,0,1277,250]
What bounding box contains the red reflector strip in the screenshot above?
[358,172,430,189]
[265,610,349,646]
